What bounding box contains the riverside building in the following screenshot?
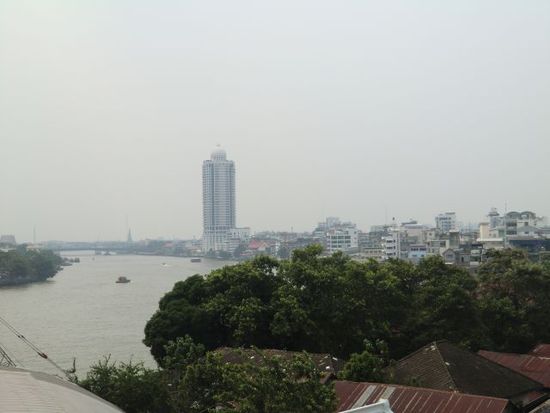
[202,147,244,254]
[202,146,235,253]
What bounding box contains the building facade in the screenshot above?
[435,212,457,233]
[326,227,359,253]
[202,147,236,253]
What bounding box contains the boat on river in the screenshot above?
[115,276,130,284]
[190,258,202,263]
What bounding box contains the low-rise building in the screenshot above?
[408,244,427,263]
[478,346,550,391]
[356,248,385,261]
[385,340,546,411]
[326,227,359,253]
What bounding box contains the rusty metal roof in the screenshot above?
[531,344,550,358]
[386,341,542,399]
[335,381,510,413]
[479,350,550,388]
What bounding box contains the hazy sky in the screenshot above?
[1,1,549,242]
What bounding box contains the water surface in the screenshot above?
[0,252,229,376]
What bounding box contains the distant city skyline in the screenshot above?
[1,1,549,242]
[5,204,548,244]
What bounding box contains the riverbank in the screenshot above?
[0,248,63,287]
[0,276,54,287]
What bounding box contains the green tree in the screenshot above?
[277,245,290,259]
[0,249,62,283]
[78,357,170,413]
[26,249,63,280]
[174,350,336,413]
[401,256,486,352]
[340,340,388,382]
[144,257,280,363]
[0,250,31,278]
[162,335,206,371]
[477,249,550,351]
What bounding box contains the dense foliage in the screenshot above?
[174,349,336,413]
[339,340,389,383]
[477,249,550,351]
[0,248,62,284]
[78,357,170,413]
[145,247,550,363]
[79,343,336,413]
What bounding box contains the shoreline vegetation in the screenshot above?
[0,247,63,287]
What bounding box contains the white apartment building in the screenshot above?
[227,227,251,253]
[435,212,457,233]
[382,229,404,260]
[326,227,359,253]
[485,209,547,240]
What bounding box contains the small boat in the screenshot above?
[115,276,130,284]
[190,258,202,263]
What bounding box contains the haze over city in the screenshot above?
[1,1,549,242]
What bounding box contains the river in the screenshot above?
[0,251,230,377]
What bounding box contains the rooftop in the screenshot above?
[531,344,550,358]
[335,381,510,413]
[479,349,550,388]
[0,367,122,412]
[386,341,543,401]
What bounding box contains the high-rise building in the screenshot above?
[202,146,236,253]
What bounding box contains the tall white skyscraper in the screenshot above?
[202,146,236,253]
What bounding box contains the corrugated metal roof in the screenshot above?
[386,341,542,399]
[531,344,550,358]
[0,367,123,412]
[479,350,550,388]
[335,381,510,413]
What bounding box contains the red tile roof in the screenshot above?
[479,350,550,388]
[531,344,550,358]
[248,240,269,250]
[335,381,510,413]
